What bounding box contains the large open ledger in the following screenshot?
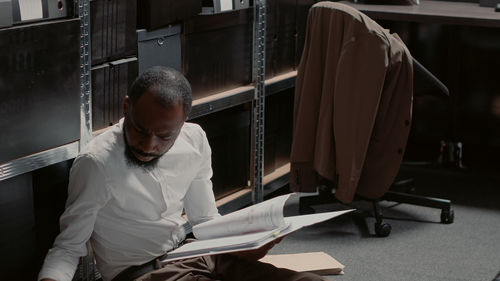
[161,193,353,263]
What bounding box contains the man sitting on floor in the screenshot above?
[38,66,325,281]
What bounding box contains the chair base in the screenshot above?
[298,182,454,237]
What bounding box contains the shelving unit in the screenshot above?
[189,85,255,119]
[0,142,80,182]
[265,71,297,97]
[0,0,306,202]
[0,2,301,195]
[0,1,92,280]
[187,67,297,213]
[0,1,90,181]
[79,0,92,149]
[216,162,290,215]
[0,1,308,279]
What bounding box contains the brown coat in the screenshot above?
[289,2,413,203]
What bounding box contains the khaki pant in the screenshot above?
[135,254,326,281]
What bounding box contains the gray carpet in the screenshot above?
[270,165,500,281]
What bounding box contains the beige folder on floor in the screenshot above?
[259,252,345,275]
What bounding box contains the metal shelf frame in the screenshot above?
[0,0,92,182]
[0,1,297,280]
[0,142,80,182]
[251,0,267,204]
[0,0,298,207]
[79,0,92,148]
[190,1,298,212]
[189,86,255,120]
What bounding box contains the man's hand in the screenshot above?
[231,237,284,261]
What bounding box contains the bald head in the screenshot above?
[128,66,192,117]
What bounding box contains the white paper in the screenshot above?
[219,0,233,12]
[164,209,354,263]
[18,0,43,21]
[193,193,291,240]
[282,210,354,234]
[170,227,282,255]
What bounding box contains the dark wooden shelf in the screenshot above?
[189,85,255,120]
[265,71,297,97]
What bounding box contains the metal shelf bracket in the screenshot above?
[251,0,266,204]
[79,0,92,149]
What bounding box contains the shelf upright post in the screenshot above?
[251,0,266,204]
[79,0,92,150]
[75,1,95,280]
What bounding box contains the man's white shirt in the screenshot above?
[38,120,220,281]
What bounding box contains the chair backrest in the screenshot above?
[289,1,414,203]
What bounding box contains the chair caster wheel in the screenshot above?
[375,222,391,237]
[441,209,454,224]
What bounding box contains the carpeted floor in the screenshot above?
[270,165,500,281]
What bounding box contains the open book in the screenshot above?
[161,193,353,263]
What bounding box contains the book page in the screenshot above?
[274,210,354,239]
[283,211,353,228]
[169,226,286,257]
[193,193,292,240]
[162,209,354,263]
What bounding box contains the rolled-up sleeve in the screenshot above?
[38,154,110,281]
[183,130,220,226]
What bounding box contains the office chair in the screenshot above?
[290,2,453,237]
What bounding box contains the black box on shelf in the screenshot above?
[91,58,138,131]
[0,19,81,164]
[479,0,498,7]
[183,9,253,99]
[137,0,201,30]
[202,0,251,14]
[190,104,251,199]
[90,0,137,66]
[266,0,296,79]
[234,0,251,10]
[0,0,13,28]
[264,88,294,176]
[4,0,74,27]
[137,25,182,74]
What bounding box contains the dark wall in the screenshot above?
[378,21,500,169]
[0,173,36,280]
[0,160,71,280]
